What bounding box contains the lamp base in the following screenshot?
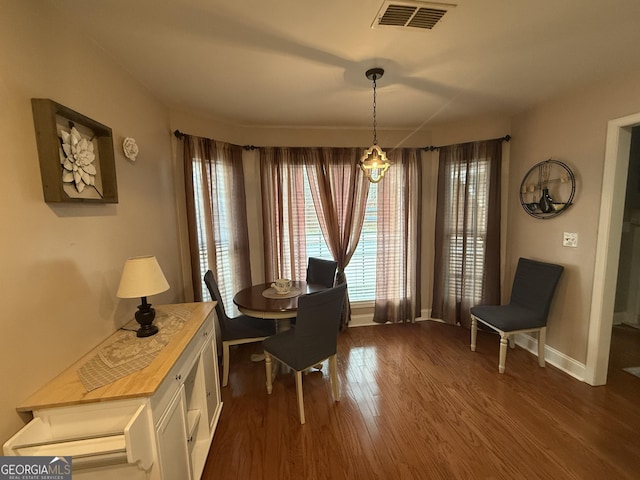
[136,323,159,338]
[135,298,159,337]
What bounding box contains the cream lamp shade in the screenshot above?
[117,255,170,337]
[117,255,169,299]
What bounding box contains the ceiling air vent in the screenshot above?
[372,1,456,30]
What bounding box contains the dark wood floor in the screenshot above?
[202,322,640,480]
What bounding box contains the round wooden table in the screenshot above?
[233,280,326,324]
[233,281,327,363]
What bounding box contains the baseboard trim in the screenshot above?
[515,333,586,381]
[349,308,432,327]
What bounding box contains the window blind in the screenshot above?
[445,158,489,304]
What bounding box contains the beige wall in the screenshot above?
[509,67,640,365]
[0,2,184,443]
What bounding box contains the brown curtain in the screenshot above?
[183,135,251,303]
[260,147,370,329]
[260,147,308,283]
[431,139,502,327]
[305,148,370,330]
[373,148,423,323]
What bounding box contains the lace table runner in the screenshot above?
[78,304,194,391]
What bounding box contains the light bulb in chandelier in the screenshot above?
[360,68,390,183]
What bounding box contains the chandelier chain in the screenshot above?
[360,67,388,183]
[372,76,378,145]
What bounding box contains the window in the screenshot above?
[432,139,501,326]
[192,159,233,309]
[189,146,247,317]
[191,158,210,298]
[302,173,378,302]
[445,158,489,304]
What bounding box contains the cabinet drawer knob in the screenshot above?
[175,374,182,381]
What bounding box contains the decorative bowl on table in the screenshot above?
[551,202,566,211]
[526,203,539,212]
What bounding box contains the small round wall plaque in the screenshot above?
[123,137,139,161]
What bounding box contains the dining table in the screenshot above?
[233,280,327,331]
[233,280,328,364]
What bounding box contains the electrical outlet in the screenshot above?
[563,232,578,247]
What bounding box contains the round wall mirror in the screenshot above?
[519,159,575,219]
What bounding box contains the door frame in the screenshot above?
[586,112,640,385]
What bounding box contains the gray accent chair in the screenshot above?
[470,258,564,373]
[263,283,347,424]
[306,257,338,288]
[204,270,276,387]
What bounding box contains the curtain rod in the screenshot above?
[421,134,511,152]
[173,129,258,150]
[174,129,510,151]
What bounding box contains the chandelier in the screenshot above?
[360,68,390,183]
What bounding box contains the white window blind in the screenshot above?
[192,158,237,315]
[445,158,489,304]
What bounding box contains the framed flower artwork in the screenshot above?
[31,98,118,203]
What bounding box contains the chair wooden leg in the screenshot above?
[470,316,477,352]
[498,334,508,374]
[508,336,516,349]
[265,352,273,394]
[295,371,305,424]
[538,327,546,367]
[222,342,230,387]
[329,355,339,402]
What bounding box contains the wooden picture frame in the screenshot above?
[31,98,118,203]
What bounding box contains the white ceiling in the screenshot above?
[50,0,640,130]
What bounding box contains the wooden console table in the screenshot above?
[4,302,222,480]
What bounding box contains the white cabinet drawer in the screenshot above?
[3,400,153,471]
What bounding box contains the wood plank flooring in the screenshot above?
[202,321,640,480]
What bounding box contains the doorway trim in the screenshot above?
[586,112,640,385]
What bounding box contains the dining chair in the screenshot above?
[204,270,276,387]
[306,257,338,288]
[263,283,347,424]
[470,257,564,373]
[289,257,339,328]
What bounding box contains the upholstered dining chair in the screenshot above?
[306,257,338,288]
[289,257,339,328]
[204,270,276,387]
[263,283,347,424]
[470,258,564,374]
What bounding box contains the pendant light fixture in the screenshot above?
[360,68,390,183]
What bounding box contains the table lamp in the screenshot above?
[117,255,170,337]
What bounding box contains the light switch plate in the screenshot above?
[563,232,578,247]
